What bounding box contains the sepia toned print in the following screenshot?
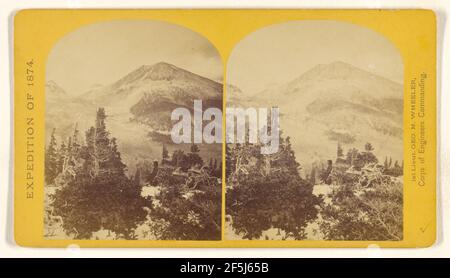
[225,21,404,241]
[44,21,223,240]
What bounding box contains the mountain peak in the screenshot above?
[113,62,189,88]
[46,80,62,89]
[145,62,181,80]
[111,62,221,92]
[46,80,57,86]
[290,61,401,90]
[82,61,222,103]
[327,60,353,67]
[254,61,402,101]
[304,61,362,78]
[45,80,67,96]
[151,61,177,70]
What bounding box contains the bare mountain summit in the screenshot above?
[46,63,223,169]
[231,61,403,170]
[46,80,67,100]
[83,62,222,107]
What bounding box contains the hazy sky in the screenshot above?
[47,20,222,95]
[227,20,404,95]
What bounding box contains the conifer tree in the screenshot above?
[134,168,141,187]
[67,136,72,155]
[71,124,81,155]
[225,143,235,178]
[226,134,320,239]
[187,143,203,168]
[94,108,111,174]
[337,142,344,158]
[45,128,59,184]
[108,137,126,176]
[190,143,200,153]
[310,167,316,185]
[365,142,374,152]
[58,140,67,174]
[162,144,169,161]
[53,108,147,239]
[384,156,389,169]
[212,158,218,171]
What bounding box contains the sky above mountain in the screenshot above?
[228,20,403,95]
[254,61,403,102]
[46,20,222,95]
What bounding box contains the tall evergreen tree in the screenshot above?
[53,108,147,239]
[108,137,126,176]
[94,108,110,174]
[365,142,374,152]
[310,167,316,185]
[226,134,320,239]
[187,143,203,168]
[190,143,200,153]
[134,168,141,187]
[171,149,190,170]
[57,140,67,174]
[337,142,344,158]
[162,144,169,160]
[212,158,218,171]
[71,123,81,155]
[67,136,73,155]
[45,128,59,184]
[384,156,389,169]
[83,126,96,177]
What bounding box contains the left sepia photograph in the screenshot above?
[44,20,223,240]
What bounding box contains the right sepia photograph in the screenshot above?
[225,21,404,241]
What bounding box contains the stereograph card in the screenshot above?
[13,9,436,247]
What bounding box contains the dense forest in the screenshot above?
[44,108,403,241]
[226,135,403,241]
[44,108,221,240]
